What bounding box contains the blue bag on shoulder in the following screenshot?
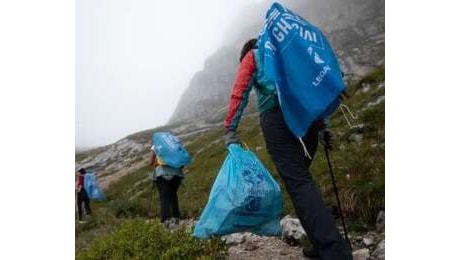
[255,2,346,138]
[193,144,283,239]
[83,173,105,201]
[152,132,191,168]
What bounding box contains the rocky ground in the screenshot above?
[164,212,385,260]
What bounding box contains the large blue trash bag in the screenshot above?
[255,2,346,138]
[152,132,191,168]
[193,144,283,239]
[83,173,105,201]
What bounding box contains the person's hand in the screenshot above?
[320,128,333,151]
[224,130,241,146]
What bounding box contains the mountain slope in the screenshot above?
[76,66,384,223]
[76,67,385,256]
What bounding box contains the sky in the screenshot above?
[76,0,265,149]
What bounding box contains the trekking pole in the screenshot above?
[323,145,352,249]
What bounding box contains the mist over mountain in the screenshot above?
[169,0,384,124]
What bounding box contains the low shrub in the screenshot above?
[109,198,149,218]
[77,219,227,260]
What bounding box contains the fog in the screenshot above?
[76,0,267,149]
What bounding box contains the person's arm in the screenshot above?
[224,50,257,144]
[76,175,83,192]
[317,118,330,131]
[318,118,333,150]
[149,151,158,167]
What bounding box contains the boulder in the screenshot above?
[353,248,370,260]
[222,232,248,245]
[363,237,374,247]
[280,215,307,245]
[371,239,385,260]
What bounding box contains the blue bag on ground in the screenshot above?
[84,173,105,201]
[193,144,282,239]
[152,132,191,168]
[255,2,346,138]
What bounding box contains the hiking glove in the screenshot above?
[224,130,241,146]
[320,128,333,151]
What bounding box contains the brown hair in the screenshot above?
[239,39,257,62]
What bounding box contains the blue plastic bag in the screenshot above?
[152,132,191,168]
[193,144,282,239]
[83,173,105,201]
[255,2,346,138]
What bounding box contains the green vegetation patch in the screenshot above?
[77,219,227,260]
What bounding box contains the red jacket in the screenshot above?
[224,50,257,131]
[77,175,84,191]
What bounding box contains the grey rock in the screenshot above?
[350,134,363,143]
[280,215,307,245]
[371,239,385,260]
[162,218,197,232]
[360,83,371,93]
[353,248,370,260]
[178,219,196,232]
[223,233,247,245]
[363,237,374,247]
[376,211,385,232]
[346,124,365,144]
[227,234,307,260]
[353,124,366,130]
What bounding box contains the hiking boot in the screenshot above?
[302,247,319,258]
